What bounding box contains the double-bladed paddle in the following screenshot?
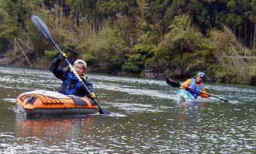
[165,78,229,103]
[31,15,109,114]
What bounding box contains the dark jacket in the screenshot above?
[49,55,95,97]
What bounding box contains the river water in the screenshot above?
[0,66,255,153]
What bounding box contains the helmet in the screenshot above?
[74,59,87,68]
[197,72,206,79]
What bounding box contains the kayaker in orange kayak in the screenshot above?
[49,52,96,98]
[180,72,209,99]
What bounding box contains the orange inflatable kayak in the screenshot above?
[17,90,98,116]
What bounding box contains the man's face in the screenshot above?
[196,76,203,83]
[74,63,87,76]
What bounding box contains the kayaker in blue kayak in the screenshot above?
[180,72,209,100]
[49,52,96,98]
[166,73,229,103]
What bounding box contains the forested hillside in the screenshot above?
[0,0,256,84]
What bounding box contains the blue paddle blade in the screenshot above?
[31,15,53,41]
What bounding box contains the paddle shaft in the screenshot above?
[208,94,228,102]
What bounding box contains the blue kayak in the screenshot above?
[176,89,196,103]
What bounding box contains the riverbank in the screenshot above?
[2,55,256,87]
[1,1,256,85]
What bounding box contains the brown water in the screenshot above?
[0,66,255,153]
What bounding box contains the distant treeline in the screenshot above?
[0,0,256,84]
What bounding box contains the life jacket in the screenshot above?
[188,78,205,99]
[59,71,94,97]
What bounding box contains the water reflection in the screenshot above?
[177,101,208,121]
[16,115,96,144]
[172,101,210,137]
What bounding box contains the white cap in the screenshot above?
[74,59,87,68]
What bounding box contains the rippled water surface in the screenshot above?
[0,66,255,153]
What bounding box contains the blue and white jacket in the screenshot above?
[49,55,94,97]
